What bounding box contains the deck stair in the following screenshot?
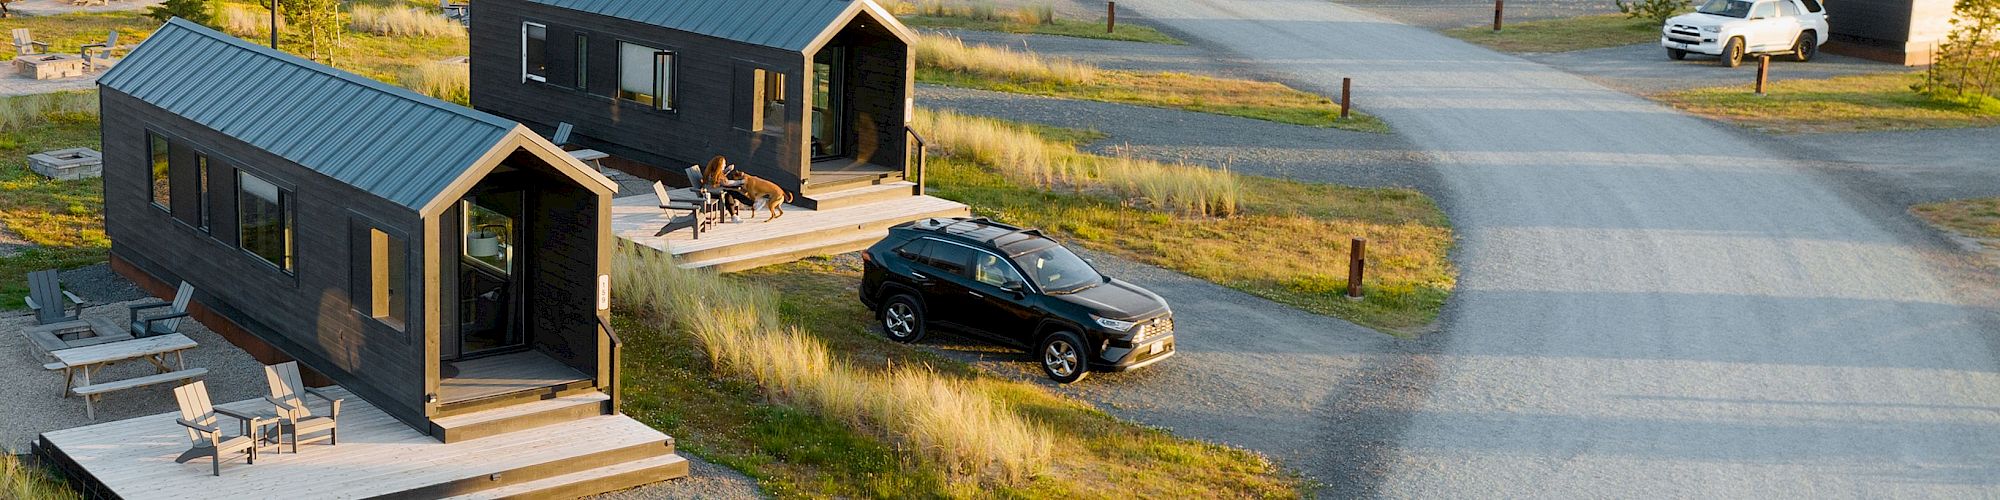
[614,183,969,272]
[430,391,612,442]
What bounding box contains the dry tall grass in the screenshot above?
[612,246,1053,482]
[882,0,1057,25]
[398,61,469,105]
[0,92,96,133]
[2,452,80,500]
[914,33,1095,85]
[218,3,283,38]
[348,4,464,38]
[914,108,1239,216]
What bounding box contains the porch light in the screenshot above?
[467,224,506,257]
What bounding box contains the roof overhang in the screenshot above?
[802,0,917,55]
[417,126,619,218]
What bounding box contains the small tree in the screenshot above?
[1616,0,1691,25]
[278,0,342,62]
[146,0,216,25]
[1915,0,2000,104]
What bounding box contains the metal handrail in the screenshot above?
[906,125,928,196]
[598,315,623,415]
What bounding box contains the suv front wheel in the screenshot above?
[1038,331,1090,384]
[1720,37,1745,67]
[880,294,928,343]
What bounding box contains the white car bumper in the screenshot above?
[1662,35,1724,56]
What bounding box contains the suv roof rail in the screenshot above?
[929,217,1024,234]
[986,227,1045,244]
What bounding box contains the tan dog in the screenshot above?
[726,171,793,222]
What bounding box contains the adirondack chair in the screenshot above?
[129,281,193,338]
[173,381,268,476]
[654,180,718,239]
[24,269,84,326]
[264,361,341,453]
[80,30,117,71]
[441,0,469,23]
[11,29,48,56]
[550,122,574,147]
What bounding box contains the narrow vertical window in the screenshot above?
[196,154,210,231]
[574,32,589,90]
[369,228,408,330]
[523,22,548,82]
[148,131,170,211]
[238,171,294,273]
[618,42,672,110]
[759,70,786,133]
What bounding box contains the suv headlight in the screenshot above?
[1700,26,1720,33]
[1092,315,1136,332]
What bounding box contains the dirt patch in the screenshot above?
[0,222,31,258]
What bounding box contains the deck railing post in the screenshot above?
[907,126,928,196]
[599,316,622,414]
[1107,1,1117,34]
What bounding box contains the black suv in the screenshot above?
[860,217,1175,383]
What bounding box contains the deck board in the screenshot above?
[440,351,589,403]
[612,193,968,256]
[39,386,669,499]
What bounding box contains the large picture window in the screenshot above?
[618,42,672,110]
[239,171,294,273]
[148,131,169,211]
[523,22,548,82]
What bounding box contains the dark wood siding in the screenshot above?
[471,0,809,189]
[100,88,431,429]
[831,20,910,170]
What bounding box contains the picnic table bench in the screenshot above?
[44,333,205,419]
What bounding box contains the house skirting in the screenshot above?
[109,250,336,387]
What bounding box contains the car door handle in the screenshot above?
[910,271,929,282]
[968,291,983,298]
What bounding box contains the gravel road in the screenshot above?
[1077,1,2000,496]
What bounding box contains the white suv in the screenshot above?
[1662,0,1829,67]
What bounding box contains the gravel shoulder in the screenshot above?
[1523,42,1910,95]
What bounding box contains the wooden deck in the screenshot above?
[36,386,686,499]
[440,351,589,404]
[612,187,970,272]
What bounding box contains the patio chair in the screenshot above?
[12,29,48,56]
[173,381,268,476]
[654,180,718,239]
[264,361,341,453]
[80,31,117,71]
[550,122,574,147]
[24,269,84,326]
[441,0,469,23]
[129,281,194,338]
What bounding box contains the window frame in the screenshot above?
[196,153,210,232]
[366,227,410,331]
[522,21,549,83]
[574,31,590,90]
[616,40,675,111]
[236,169,296,275]
[756,69,787,134]
[147,130,170,213]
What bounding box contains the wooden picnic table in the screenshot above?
[44,333,205,419]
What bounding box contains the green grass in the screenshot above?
[0,92,111,311]
[1,453,81,500]
[920,110,1454,334]
[1656,72,2000,133]
[901,15,1183,45]
[0,11,155,62]
[613,255,1305,497]
[1443,13,1662,53]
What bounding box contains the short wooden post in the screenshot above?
[1340,77,1352,120]
[1346,238,1366,300]
[1493,0,1505,32]
[1107,1,1117,33]
[1754,55,1770,96]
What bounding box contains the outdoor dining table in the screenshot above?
[45,333,199,396]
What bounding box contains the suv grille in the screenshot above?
[1667,24,1703,44]
[1135,316,1174,342]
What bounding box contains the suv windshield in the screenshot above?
[1013,244,1100,293]
[1697,0,1756,17]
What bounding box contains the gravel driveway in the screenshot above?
[1060,1,2000,496]
[1524,43,1910,94]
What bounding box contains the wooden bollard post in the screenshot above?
[1347,238,1366,300]
[1107,1,1117,34]
[1755,55,1770,96]
[1340,77,1352,120]
[1493,0,1505,32]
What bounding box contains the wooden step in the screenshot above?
[429,392,610,443]
[800,169,902,195]
[795,181,919,211]
[385,416,682,499]
[439,453,690,500]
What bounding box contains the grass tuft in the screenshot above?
[2,453,80,500]
[218,3,285,38]
[348,4,466,38]
[915,108,1239,216]
[881,0,1183,44]
[397,61,469,105]
[915,33,1099,85]
[1444,13,1662,53]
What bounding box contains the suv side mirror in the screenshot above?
[1002,280,1026,292]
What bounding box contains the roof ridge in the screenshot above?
[146,18,514,130]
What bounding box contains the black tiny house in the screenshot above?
[468,0,918,202]
[98,19,622,438]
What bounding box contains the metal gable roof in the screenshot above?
[525,0,870,51]
[98,18,517,211]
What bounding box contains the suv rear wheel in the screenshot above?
[880,295,927,343]
[1038,331,1090,384]
[1792,31,1817,62]
[1720,37,1745,67]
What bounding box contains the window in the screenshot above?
[523,22,548,82]
[1749,1,1776,18]
[1798,0,1822,13]
[919,240,972,276]
[1776,0,1798,16]
[757,69,786,133]
[238,171,294,273]
[618,42,673,110]
[196,154,210,231]
[574,32,589,90]
[367,228,408,330]
[148,131,169,211]
[463,195,517,275]
[972,251,1025,288]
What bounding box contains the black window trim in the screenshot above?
[235,166,298,277]
[917,237,1041,294]
[145,129,171,213]
[615,38,678,113]
[348,211,416,338]
[574,30,590,91]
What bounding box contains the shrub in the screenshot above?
[348,4,465,38]
[398,61,469,105]
[0,92,98,133]
[146,0,214,25]
[1915,0,2000,103]
[1615,0,1689,24]
[915,33,1097,85]
[611,245,1054,483]
[2,452,81,500]
[914,108,1239,216]
[219,3,284,37]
